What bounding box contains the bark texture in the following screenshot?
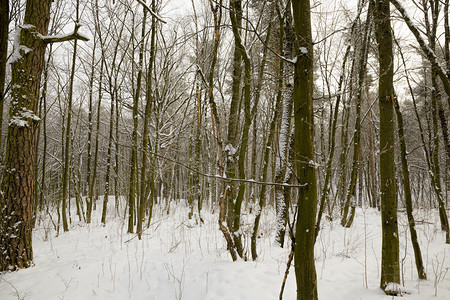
[0,0,52,272]
[0,0,8,147]
[292,0,318,299]
[374,0,400,294]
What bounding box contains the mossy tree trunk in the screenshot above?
[292,0,318,299]
[373,0,400,294]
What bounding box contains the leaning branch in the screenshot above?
[154,147,308,189]
[136,0,167,24]
[390,0,450,105]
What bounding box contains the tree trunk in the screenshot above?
[373,0,400,294]
[394,99,427,280]
[316,45,350,238]
[275,1,294,248]
[249,9,276,258]
[131,8,147,236]
[88,58,103,223]
[102,84,115,225]
[292,0,318,299]
[0,0,52,272]
[86,33,97,223]
[61,7,81,232]
[341,2,372,227]
[0,0,8,150]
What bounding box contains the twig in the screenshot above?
[136,0,167,24]
[279,210,297,300]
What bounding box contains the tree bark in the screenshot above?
[373,0,400,294]
[141,0,157,232]
[0,0,8,150]
[274,0,294,248]
[131,8,147,236]
[61,5,81,232]
[292,1,318,299]
[250,14,276,259]
[0,0,52,272]
[393,99,427,280]
[341,2,372,228]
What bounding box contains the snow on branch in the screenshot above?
[37,31,89,44]
[136,0,167,24]
[390,0,450,103]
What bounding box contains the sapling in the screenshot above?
[432,253,448,296]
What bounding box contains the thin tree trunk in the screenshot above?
[228,0,253,259]
[39,51,51,219]
[61,4,81,232]
[423,0,450,240]
[114,93,120,213]
[86,33,97,223]
[341,2,372,227]
[206,0,237,262]
[400,40,450,244]
[275,0,294,248]
[87,58,104,223]
[102,86,114,225]
[141,0,158,227]
[131,8,147,235]
[393,98,427,280]
[251,68,279,260]
[315,44,350,238]
[225,0,244,257]
[0,0,9,150]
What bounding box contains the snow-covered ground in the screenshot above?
[0,199,449,299]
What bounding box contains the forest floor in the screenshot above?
[0,198,449,299]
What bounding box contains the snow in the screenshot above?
[19,24,35,30]
[384,282,402,295]
[8,108,40,128]
[9,27,25,65]
[0,200,449,300]
[224,143,237,156]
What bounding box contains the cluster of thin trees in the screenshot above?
[0,0,449,299]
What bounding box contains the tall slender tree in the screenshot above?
[130,7,147,235]
[373,0,400,294]
[292,0,318,299]
[61,0,82,232]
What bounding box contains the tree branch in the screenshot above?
[390,0,450,105]
[136,0,167,24]
[37,31,89,43]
